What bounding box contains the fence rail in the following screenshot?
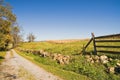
[95,33,120,39]
[83,33,120,55]
[97,50,120,54]
[95,40,120,42]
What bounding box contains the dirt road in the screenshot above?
[0,49,62,80]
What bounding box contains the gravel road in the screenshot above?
[0,49,62,80]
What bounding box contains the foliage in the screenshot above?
[0,0,16,50]
[105,59,118,67]
[63,56,108,80]
[0,20,12,50]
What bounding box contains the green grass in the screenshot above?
[16,50,90,80]
[17,50,120,80]
[17,39,120,80]
[0,51,6,64]
[96,38,120,59]
[19,40,92,55]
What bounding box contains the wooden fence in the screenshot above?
[83,33,120,55]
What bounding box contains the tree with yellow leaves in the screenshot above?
[0,0,16,50]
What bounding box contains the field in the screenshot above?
[19,39,92,55]
[17,39,120,80]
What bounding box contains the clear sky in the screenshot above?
[6,0,120,41]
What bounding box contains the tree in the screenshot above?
[0,0,16,50]
[11,25,22,48]
[27,33,35,42]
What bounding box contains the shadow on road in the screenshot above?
[0,56,4,59]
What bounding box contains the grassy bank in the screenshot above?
[16,50,120,80]
[16,50,90,80]
[17,40,120,80]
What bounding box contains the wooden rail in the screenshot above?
[83,33,120,55]
[95,33,120,39]
[97,50,120,54]
[96,46,120,48]
[83,38,93,50]
[95,40,120,42]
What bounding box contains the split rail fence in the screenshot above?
[83,33,120,55]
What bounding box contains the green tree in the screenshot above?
[0,0,16,50]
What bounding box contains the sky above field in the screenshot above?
[6,0,120,41]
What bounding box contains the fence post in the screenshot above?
[91,33,97,55]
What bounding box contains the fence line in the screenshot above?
[83,33,120,55]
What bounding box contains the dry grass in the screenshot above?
[46,39,89,43]
[18,66,36,80]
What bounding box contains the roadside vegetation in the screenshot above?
[17,39,120,80]
[0,0,21,64]
[16,50,90,80]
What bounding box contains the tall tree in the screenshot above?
[0,0,16,50]
[27,33,35,42]
[11,25,22,48]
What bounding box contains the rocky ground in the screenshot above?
[85,54,120,74]
[0,49,62,80]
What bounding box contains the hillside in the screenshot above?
[17,39,120,80]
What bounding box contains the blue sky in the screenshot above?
[6,0,120,41]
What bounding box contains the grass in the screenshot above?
[17,38,120,80]
[96,38,120,59]
[0,51,6,64]
[16,50,90,80]
[17,49,120,80]
[19,40,92,55]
